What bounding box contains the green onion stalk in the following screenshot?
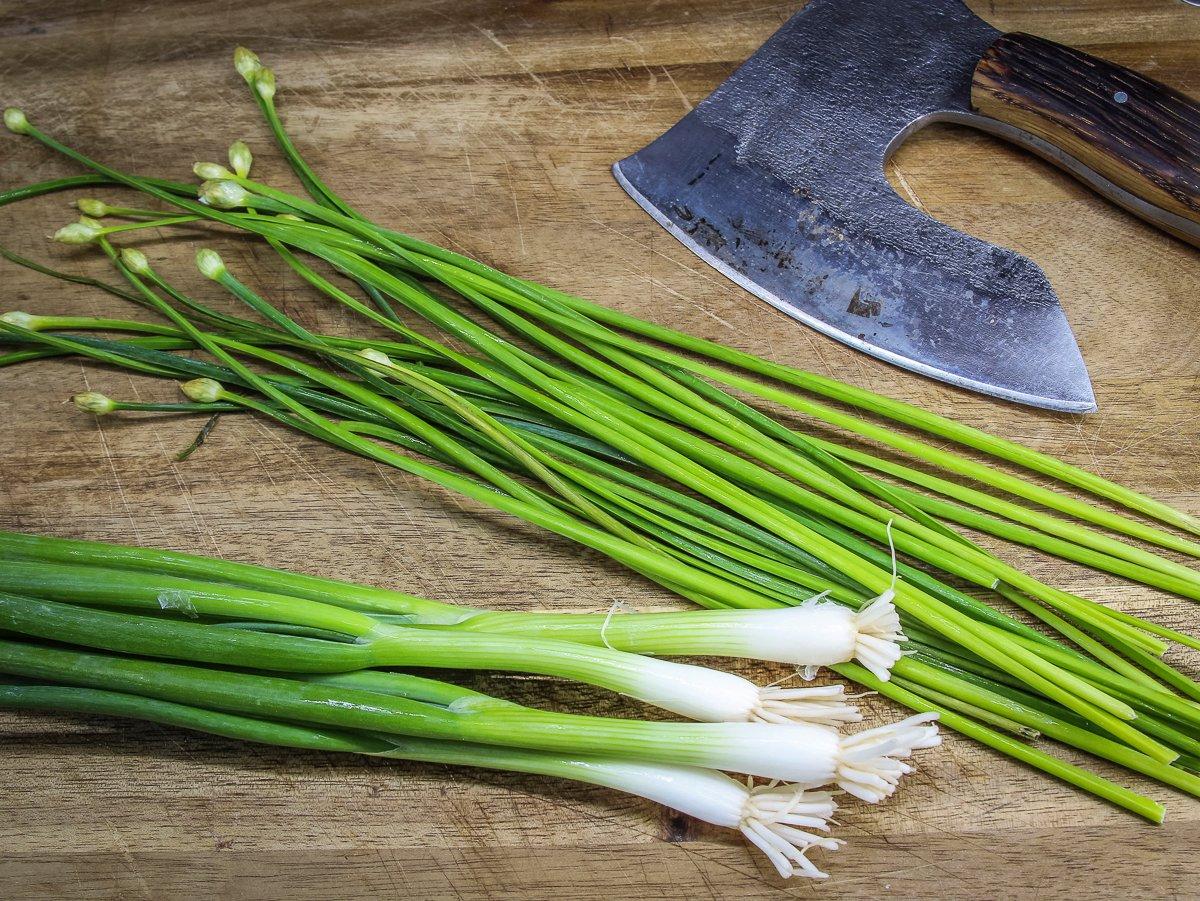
[0,679,845,879]
[0,636,940,800]
[0,567,867,727]
[0,531,900,683]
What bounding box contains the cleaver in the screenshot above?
[614,0,1200,412]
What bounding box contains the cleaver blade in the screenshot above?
[613,0,1096,413]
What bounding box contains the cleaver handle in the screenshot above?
[971,32,1200,247]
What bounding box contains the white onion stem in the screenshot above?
[453,594,906,680]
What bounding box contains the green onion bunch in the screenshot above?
[1,45,1199,845]
[0,533,942,880]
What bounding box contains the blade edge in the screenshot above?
[613,160,1097,414]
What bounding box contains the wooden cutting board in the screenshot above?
[1,1,1198,897]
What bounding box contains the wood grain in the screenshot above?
[972,31,1200,242]
[0,1,1198,898]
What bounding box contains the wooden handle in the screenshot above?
[971,32,1200,245]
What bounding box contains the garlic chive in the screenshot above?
[3,107,29,134]
[197,178,250,209]
[233,47,262,81]
[180,377,225,403]
[74,197,110,217]
[356,347,392,367]
[72,391,117,415]
[52,217,103,244]
[253,67,276,101]
[119,247,151,275]
[228,140,252,178]
[192,161,233,180]
[194,248,227,280]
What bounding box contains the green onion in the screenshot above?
[0,680,841,879]
[0,575,862,727]
[0,638,940,794]
[0,530,900,679]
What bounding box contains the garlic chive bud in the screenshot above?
[227,140,252,178]
[74,198,110,217]
[253,68,276,101]
[198,179,250,210]
[4,107,29,134]
[181,378,224,403]
[73,392,117,415]
[233,47,262,81]
[356,348,394,368]
[195,249,227,281]
[1,311,38,329]
[193,161,233,180]
[52,219,102,244]
[120,248,151,275]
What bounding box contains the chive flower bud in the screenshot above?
[253,68,276,101]
[193,161,233,180]
[356,348,394,368]
[180,378,224,403]
[52,219,102,244]
[233,47,261,81]
[72,392,117,415]
[74,198,110,217]
[120,248,151,275]
[275,213,303,222]
[227,140,253,178]
[198,179,250,210]
[4,107,29,134]
[1,311,38,329]
[195,249,227,281]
